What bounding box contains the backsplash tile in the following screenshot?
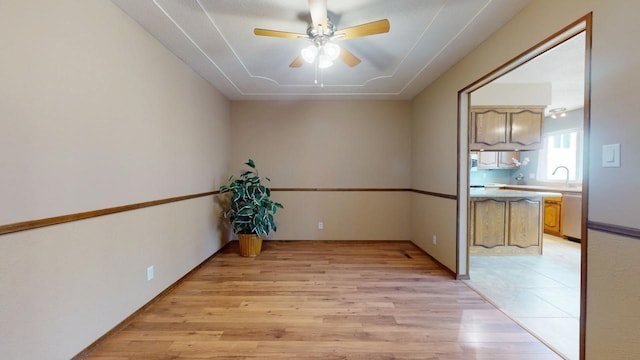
[470,169,514,185]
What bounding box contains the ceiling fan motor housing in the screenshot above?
[307,19,336,39]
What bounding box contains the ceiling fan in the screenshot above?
[253,0,390,69]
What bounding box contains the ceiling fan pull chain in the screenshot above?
[314,58,318,85]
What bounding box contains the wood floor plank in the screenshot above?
[84,241,561,359]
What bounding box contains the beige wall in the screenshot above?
[586,230,640,359]
[230,101,411,240]
[411,0,640,358]
[411,195,457,271]
[0,1,230,359]
[272,191,411,240]
[411,79,460,269]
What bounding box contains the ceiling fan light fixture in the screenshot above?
[549,107,567,119]
[301,45,318,63]
[323,42,341,61]
[301,41,340,68]
[318,54,333,69]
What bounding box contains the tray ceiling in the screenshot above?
[111,0,532,100]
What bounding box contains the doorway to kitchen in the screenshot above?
[457,15,591,360]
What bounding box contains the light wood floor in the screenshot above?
[85,241,561,359]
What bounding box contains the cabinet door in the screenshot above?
[471,199,507,248]
[544,200,562,235]
[477,152,498,169]
[498,151,520,169]
[510,109,543,148]
[471,109,508,148]
[508,199,541,248]
[477,151,519,169]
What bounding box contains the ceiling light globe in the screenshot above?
[324,43,341,61]
[318,54,333,69]
[301,45,318,63]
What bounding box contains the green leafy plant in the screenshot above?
[219,159,283,238]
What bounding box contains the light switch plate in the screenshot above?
[602,144,621,167]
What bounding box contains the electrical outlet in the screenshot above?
[432,235,437,245]
[318,221,324,230]
[147,266,154,281]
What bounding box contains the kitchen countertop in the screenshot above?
[503,184,582,194]
[470,188,563,198]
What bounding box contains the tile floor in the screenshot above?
[464,235,581,360]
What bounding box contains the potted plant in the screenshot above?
[219,159,283,257]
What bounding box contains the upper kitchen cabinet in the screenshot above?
[476,151,520,169]
[470,106,545,151]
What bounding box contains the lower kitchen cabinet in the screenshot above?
[471,199,506,249]
[470,197,543,255]
[509,199,542,248]
[543,196,563,236]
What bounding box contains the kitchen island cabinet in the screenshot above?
[469,189,562,255]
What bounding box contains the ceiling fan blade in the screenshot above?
[289,56,304,68]
[308,0,328,32]
[254,28,306,39]
[340,47,361,67]
[334,19,390,40]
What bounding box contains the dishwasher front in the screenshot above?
[562,194,582,240]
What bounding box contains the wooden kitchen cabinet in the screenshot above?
[470,198,507,249]
[470,108,507,148]
[544,196,563,236]
[470,197,542,255]
[477,151,520,169]
[470,106,545,151]
[509,199,543,248]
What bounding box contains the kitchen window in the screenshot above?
[536,128,583,183]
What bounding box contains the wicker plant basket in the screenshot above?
[238,234,263,257]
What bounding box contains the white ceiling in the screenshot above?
[111,0,533,100]
[492,32,586,113]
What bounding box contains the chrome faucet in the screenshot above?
[552,166,570,185]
